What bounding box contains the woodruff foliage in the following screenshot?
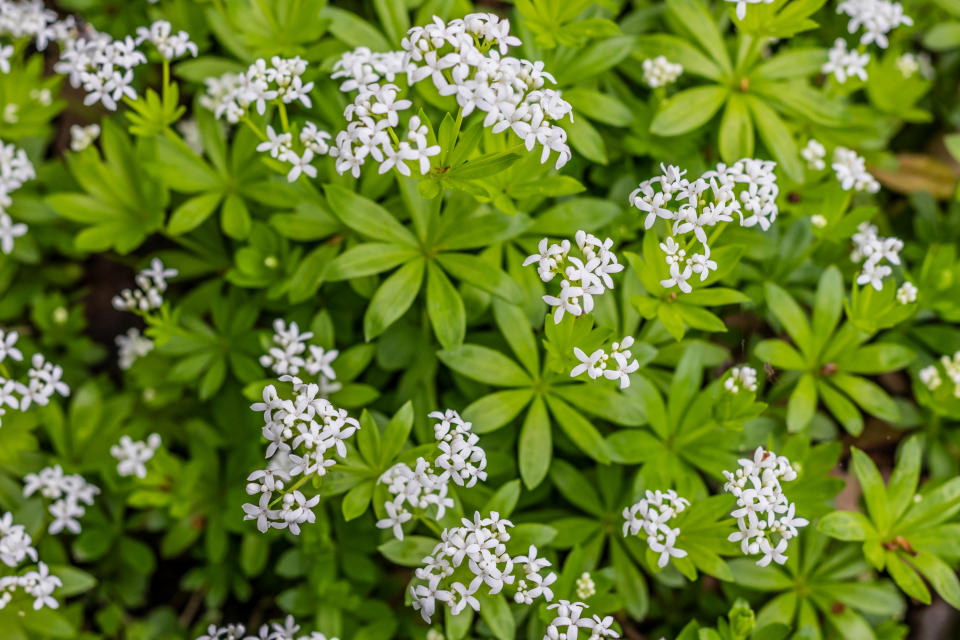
[1,0,960,638]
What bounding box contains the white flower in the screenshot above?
[0,45,11,74]
[919,364,942,391]
[823,39,870,83]
[69,124,101,152]
[0,212,26,255]
[725,366,758,393]
[896,281,917,304]
[22,465,99,535]
[256,125,293,159]
[642,56,683,88]
[115,328,154,369]
[285,148,317,182]
[110,433,162,478]
[837,0,912,48]
[135,20,198,60]
[376,500,412,540]
[833,147,879,193]
[0,329,22,363]
[801,139,826,170]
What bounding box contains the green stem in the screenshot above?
[278,101,290,134]
[241,116,269,142]
[388,126,401,147]
[162,60,170,105]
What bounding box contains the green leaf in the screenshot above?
[426,261,466,350]
[437,344,532,387]
[887,436,922,524]
[326,243,418,280]
[563,88,634,126]
[373,0,409,46]
[842,344,916,374]
[911,551,960,609]
[831,373,899,422]
[634,34,725,81]
[320,7,392,51]
[324,184,417,246]
[492,300,539,376]
[667,0,733,73]
[885,553,930,604]
[610,540,649,619]
[651,85,728,136]
[787,373,817,432]
[818,511,873,541]
[380,401,414,466]
[545,395,611,464]
[464,389,534,434]
[550,459,604,516]
[448,150,521,179]
[851,447,890,533]
[719,94,755,163]
[378,536,439,567]
[364,258,426,341]
[519,397,552,489]
[567,116,607,164]
[342,480,374,521]
[818,380,864,436]
[478,592,515,640]
[812,265,843,352]
[764,282,812,356]
[167,192,223,235]
[483,480,522,518]
[755,339,806,370]
[436,253,523,303]
[746,95,803,182]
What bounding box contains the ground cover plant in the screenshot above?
[1,0,960,638]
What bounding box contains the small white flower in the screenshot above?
[801,139,826,170]
[896,281,917,304]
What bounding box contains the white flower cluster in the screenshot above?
[919,352,960,398]
[0,0,66,50]
[55,20,196,111]
[837,0,912,48]
[896,52,933,79]
[0,344,71,428]
[723,447,808,567]
[851,222,902,290]
[23,465,99,535]
[112,258,178,313]
[630,160,779,294]
[116,327,154,370]
[801,139,826,170]
[642,56,683,88]
[135,20,198,60]
[376,409,487,540]
[575,572,595,600]
[333,86,439,179]
[401,14,573,169]
[410,512,557,623]
[543,601,620,640]
[896,281,917,304]
[331,47,406,92]
[197,615,335,640]
[832,147,880,193]
[69,123,101,152]
[822,38,870,83]
[243,377,359,534]
[622,489,690,568]
[259,319,340,397]
[111,433,161,479]
[523,230,624,323]
[725,366,758,393]
[0,139,34,255]
[202,57,331,183]
[570,335,640,389]
[0,512,61,611]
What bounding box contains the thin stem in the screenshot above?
[162,60,170,104]
[387,125,401,147]
[278,101,290,134]
[241,116,268,142]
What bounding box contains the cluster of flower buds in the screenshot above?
[630,160,779,294]
[723,447,808,567]
[896,52,934,79]
[376,409,487,540]
[0,511,61,610]
[622,489,690,568]
[400,13,573,169]
[837,0,912,48]
[524,230,624,323]
[0,0,70,51]
[0,139,35,255]
[409,512,557,623]
[243,377,359,535]
[115,327,154,370]
[112,258,178,313]
[0,334,71,428]
[851,222,902,290]
[54,20,196,111]
[23,465,100,535]
[642,56,683,88]
[260,319,340,397]
[724,366,758,393]
[801,139,826,170]
[196,615,336,640]
[544,600,620,640]
[111,433,161,479]
[570,335,640,389]
[69,123,101,152]
[919,352,960,398]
